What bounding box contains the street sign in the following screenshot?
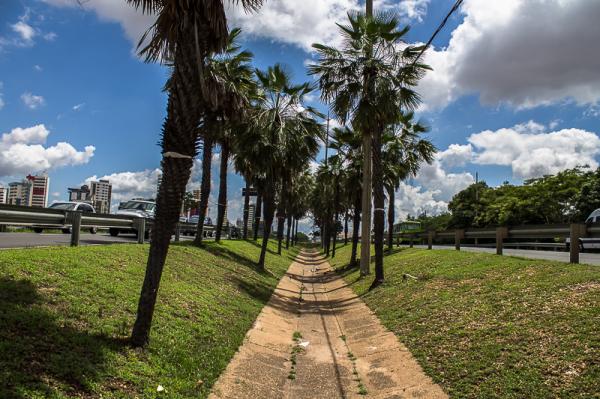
[242,188,258,197]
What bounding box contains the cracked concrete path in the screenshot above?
[209,249,447,399]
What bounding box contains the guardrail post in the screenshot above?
[455,229,465,251]
[570,223,586,264]
[428,231,434,250]
[496,227,509,255]
[136,218,146,244]
[175,222,181,242]
[68,211,82,247]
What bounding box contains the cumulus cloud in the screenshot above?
[437,144,473,168]
[468,124,600,179]
[43,0,429,54]
[420,0,600,110]
[11,20,36,44]
[0,124,95,177]
[84,169,161,203]
[394,182,449,220]
[21,92,45,109]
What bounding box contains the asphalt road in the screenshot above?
[0,232,195,249]
[410,244,600,266]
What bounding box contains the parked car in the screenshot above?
[33,202,97,234]
[187,215,212,225]
[566,208,600,252]
[109,200,155,238]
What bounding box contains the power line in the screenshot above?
[411,0,464,66]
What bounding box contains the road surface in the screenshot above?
[0,232,195,249]
[410,244,600,266]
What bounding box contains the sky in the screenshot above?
[1,0,600,230]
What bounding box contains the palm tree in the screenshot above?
[126,0,263,347]
[383,112,436,251]
[310,12,429,287]
[237,64,321,268]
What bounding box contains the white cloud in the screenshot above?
[437,144,473,168]
[420,0,600,110]
[0,82,4,110]
[33,65,43,72]
[21,92,45,109]
[72,103,85,111]
[43,32,57,41]
[84,169,161,203]
[42,0,155,52]
[11,21,36,43]
[43,0,429,54]
[0,124,95,177]
[394,182,449,220]
[468,124,600,179]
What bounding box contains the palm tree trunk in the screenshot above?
[276,211,285,255]
[286,214,292,249]
[253,192,262,241]
[351,199,361,267]
[371,130,385,288]
[215,142,229,242]
[242,179,250,239]
[360,0,374,276]
[344,210,349,245]
[194,135,214,245]
[387,185,395,252]
[258,183,275,268]
[131,46,201,347]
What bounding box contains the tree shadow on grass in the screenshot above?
[0,277,128,398]
[201,243,277,278]
[244,239,278,255]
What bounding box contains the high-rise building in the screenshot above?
[192,189,201,202]
[223,205,229,227]
[248,203,256,227]
[68,185,91,202]
[7,180,33,206]
[0,185,6,204]
[90,180,112,214]
[29,173,49,208]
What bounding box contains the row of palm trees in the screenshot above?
[125,0,434,347]
[308,10,434,288]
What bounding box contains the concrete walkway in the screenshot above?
[209,250,447,399]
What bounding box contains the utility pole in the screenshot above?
[359,0,374,276]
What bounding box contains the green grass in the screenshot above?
[0,239,299,398]
[329,244,600,398]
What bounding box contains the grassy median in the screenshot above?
[0,239,299,398]
[328,244,600,398]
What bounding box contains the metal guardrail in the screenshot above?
[393,222,598,264]
[0,204,217,246]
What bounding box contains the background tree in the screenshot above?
[310,12,429,287]
[237,64,321,268]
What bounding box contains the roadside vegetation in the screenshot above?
[329,244,600,398]
[0,240,297,398]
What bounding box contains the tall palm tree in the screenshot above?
[126,0,263,347]
[310,12,429,287]
[238,64,321,268]
[383,112,436,251]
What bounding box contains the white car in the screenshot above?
[566,209,600,252]
[33,202,98,234]
[109,200,155,238]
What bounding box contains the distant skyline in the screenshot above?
[1,0,600,230]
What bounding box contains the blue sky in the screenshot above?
[1,0,600,225]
